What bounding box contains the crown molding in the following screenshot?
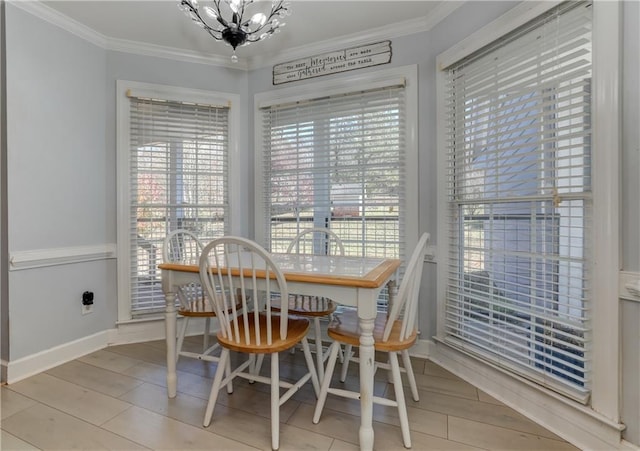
[14,0,462,72]
[11,0,108,48]
[247,1,464,70]
[105,37,248,70]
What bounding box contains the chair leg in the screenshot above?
[313,317,324,383]
[300,337,320,397]
[203,317,211,353]
[389,352,412,448]
[225,354,233,394]
[340,344,352,382]
[271,352,280,451]
[204,348,229,427]
[255,354,265,377]
[176,316,189,364]
[401,350,419,402]
[312,341,341,424]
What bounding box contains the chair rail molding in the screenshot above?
[9,244,117,271]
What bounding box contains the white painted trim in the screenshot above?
[11,0,107,49]
[620,271,640,302]
[435,0,623,438]
[115,80,241,322]
[14,0,460,71]
[106,37,247,70]
[590,0,622,422]
[435,57,448,340]
[436,0,563,70]
[5,330,110,384]
[253,64,419,252]
[430,342,625,450]
[9,244,116,271]
[110,316,216,346]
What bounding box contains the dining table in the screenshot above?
[159,252,401,451]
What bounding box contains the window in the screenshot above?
[117,82,238,319]
[442,2,592,400]
[255,66,419,308]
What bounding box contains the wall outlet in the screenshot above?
[81,291,94,315]
[82,303,94,315]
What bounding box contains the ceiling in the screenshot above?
[37,1,462,67]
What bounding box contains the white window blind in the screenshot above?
[443,1,592,400]
[128,95,229,315]
[259,84,407,308]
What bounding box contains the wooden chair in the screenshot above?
[199,236,320,451]
[312,233,430,448]
[273,227,344,382]
[163,229,220,363]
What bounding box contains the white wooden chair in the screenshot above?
[199,236,320,451]
[272,227,345,382]
[163,229,221,363]
[312,233,430,448]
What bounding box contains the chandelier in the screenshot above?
[179,0,290,62]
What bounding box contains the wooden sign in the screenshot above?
[273,41,392,85]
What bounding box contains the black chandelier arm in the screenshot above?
[180,0,228,34]
[244,0,286,36]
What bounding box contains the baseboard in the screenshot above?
[110,316,214,345]
[5,330,111,384]
[409,337,431,359]
[428,339,626,450]
[4,317,214,384]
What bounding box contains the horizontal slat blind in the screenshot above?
[128,96,229,315]
[443,1,592,400]
[260,85,406,310]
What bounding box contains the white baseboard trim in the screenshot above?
[109,317,214,346]
[5,330,111,384]
[409,337,431,359]
[428,339,626,450]
[3,318,214,385]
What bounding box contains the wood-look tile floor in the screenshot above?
[1,336,579,450]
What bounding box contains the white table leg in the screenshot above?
[164,290,178,398]
[358,316,375,451]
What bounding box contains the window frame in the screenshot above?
[116,80,241,322]
[253,65,419,262]
[436,0,620,422]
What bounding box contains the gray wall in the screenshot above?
[4,4,250,360]
[6,5,113,359]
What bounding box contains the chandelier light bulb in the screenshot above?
[203,6,218,19]
[250,12,267,27]
[178,0,290,59]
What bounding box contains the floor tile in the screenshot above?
[1,430,40,450]
[1,386,37,420]
[407,371,479,400]
[78,348,142,373]
[1,403,147,450]
[0,341,578,451]
[102,405,258,450]
[46,359,144,397]
[448,416,580,450]
[7,373,131,426]
[412,388,561,440]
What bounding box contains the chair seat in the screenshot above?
[328,310,418,352]
[271,294,337,317]
[217,312,311,354]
